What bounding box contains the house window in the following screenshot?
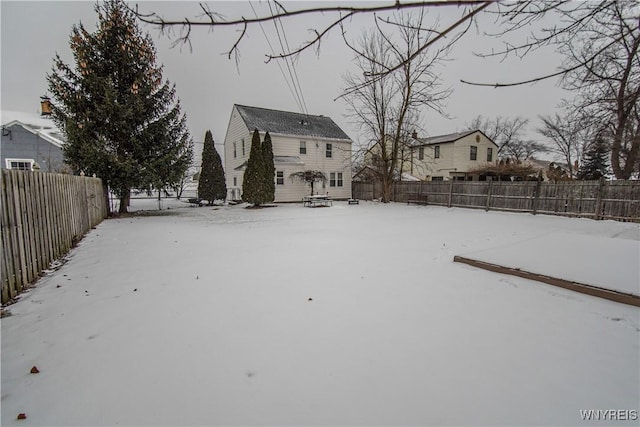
[487,147,493,162]
[6,159,34,171]
[276,171,284,185]
[233,177,237,187]
[233,142,237,158]
[418,147,424,160]
[326,143,332,158]
[329,172,343,187]
[470,145,477,161]
[434,145,440,159]
[432,176,444,181]
[242,139,245,156]
[300,141,306,154]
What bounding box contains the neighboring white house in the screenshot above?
[407,130,499,180]
[361,130,499,181]
[224,104,352,202]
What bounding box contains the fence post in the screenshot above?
[594,177,606,220]
[447,179,454,208]
[485,180,493,211]
[532,179,542,215]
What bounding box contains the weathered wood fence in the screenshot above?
[352,180,640,221]
[1,170,108,304]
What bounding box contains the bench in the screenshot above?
[303,196,333,207]
[188,197,205,207]
[407,193,428,205]
[348,198,359,205]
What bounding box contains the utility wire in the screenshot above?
[249,0,304,112]
[268,1,309,116]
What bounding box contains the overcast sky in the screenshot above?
[1,1,569,163]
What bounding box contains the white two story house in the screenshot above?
[407,130,499,180]
[224,105,352,202]
[361,130,499,182]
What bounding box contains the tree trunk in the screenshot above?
[612,127,640,179]
[118,189,130,213]
[381,174,392,203]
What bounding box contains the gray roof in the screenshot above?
[412,130,476,146]
[235,104,351,141]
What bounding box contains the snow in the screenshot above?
[2,201,639,426]
[1,110,65,148]
[460,233,640,296]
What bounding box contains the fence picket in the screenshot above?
[0,170,107,304]
[352,180,640,221]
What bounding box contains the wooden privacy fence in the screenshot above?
[352,179,640,221]
[1,170,108,304]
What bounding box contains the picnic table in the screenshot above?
[303,195,333,207]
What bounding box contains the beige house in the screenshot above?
[407,130,499,180]
[361,130,499,181]
[224,105,352,202]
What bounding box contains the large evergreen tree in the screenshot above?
[242,129,267,206]
[198,130,226,204]
[577,136,610,180]
[47,0,193,213]
[262,132,275,203]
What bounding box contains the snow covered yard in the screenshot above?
[2,201,639,426]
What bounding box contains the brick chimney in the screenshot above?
[40,96,52,116]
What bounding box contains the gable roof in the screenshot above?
[1,111,66,148]
[234,104,351,142]
[411,130,498,148]
[416,130,476,145]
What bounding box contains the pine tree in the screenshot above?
[47,0,193,213]
[242,129,267,206]
[577,136,610,180]
[210,135,227,202]
[198,130,217,204]
[262,132,275,203]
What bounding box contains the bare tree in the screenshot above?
[133,2,632,95]
[132,1,490,76]
[342,11,453,202]
[467,115,547,161]
[465,1,640,179]
[561,1,640,179]
[133,1,638,175]
[538,113,591,179]
[289,170,327,196]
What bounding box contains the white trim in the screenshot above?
[6,158,35,170]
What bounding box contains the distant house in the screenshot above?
[224,104,352,202]
[362,130,499,182]
[1,103,68,173]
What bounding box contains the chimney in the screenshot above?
[40,96,52,116]
[411,130,417,139]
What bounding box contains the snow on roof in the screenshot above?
[274,156,305,165]
[235,105,351,142]
[401,172,421,182]
[234,156,306,171]
[412,130,477,146]
[1,110,66,148]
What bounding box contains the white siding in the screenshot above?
[410,142,455,180]
[409,131,499,180]
[223,105,252,200]
[451,132,498,174]
[223,106,352,202]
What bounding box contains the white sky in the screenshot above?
[1,1,570,163]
